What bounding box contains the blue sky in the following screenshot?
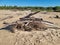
[0,0,60,7]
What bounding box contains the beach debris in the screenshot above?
[0,16,13,21]
[2,11,60,33]
[54,15,60,18]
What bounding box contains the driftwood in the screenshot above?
[3,11,60,33]
[0,16,13,21]
[27,21,47,30]
[23,11,40,18]
[54,15,60,18]
[9,20,47,32]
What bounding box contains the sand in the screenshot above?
[0,10,60,45]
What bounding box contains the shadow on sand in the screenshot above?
[0,25,15,33]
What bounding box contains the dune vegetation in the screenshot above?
[0,6,60,12]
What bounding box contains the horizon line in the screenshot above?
[0,5,60,7]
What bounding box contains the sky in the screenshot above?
[0,0,60,7]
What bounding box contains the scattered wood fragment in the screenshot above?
[0,16,13,21]
[54,15,60,18]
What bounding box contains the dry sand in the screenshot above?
[0,10,60,45]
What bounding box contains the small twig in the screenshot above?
[48,27,60,29]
